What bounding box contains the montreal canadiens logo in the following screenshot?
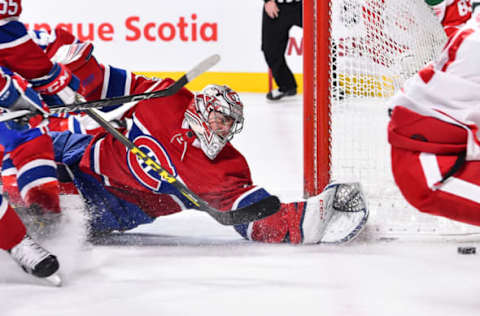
[127,135,177,191]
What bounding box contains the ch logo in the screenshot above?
[127,135,177,192]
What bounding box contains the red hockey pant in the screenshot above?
[392,147,480,226]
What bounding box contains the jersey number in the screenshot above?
[457,0,471,17]
[0,0,18,15]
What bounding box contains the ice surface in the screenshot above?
[1,94,480,316]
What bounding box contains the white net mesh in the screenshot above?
[327,0,480,237]
[331,0,446,98]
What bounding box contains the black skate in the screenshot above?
[8,234,62,286]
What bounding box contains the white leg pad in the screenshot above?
[301,185,336,244]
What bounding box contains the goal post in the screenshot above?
[303,0,331,197]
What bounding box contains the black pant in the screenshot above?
[261,2,302,92]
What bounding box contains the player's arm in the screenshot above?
[227,182,367,244]
[25,27,133,134]
[0,20,84,106]
[0,20,53,78]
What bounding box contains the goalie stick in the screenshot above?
[83,107,281,225]
[0,54,221,122]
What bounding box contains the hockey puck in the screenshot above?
[457,247,476,255]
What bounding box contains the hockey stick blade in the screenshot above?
[185,54,220,83]
[0,54,221,122]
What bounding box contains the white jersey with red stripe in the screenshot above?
[387,10,480,228]
[428,0,472,36]
[388,18,480,161]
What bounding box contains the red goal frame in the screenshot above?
[303,0,331,197]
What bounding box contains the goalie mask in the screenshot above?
[184,84,244,160]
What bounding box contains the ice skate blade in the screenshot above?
[44,273,63,287]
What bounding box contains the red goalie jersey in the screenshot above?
[78,77,258,212]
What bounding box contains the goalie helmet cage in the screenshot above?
[303,0,480,237]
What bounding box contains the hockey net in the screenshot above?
[303,0,480,238]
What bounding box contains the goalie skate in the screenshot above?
[8,235,62,286]
[319,183,369,244]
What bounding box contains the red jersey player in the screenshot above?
[0,0,87,285]
[0,69,61,285]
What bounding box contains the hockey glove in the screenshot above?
[29,62,84,106]
[50,42,103,98]
[0,69,48,114]
[0,68,49,130]
[51,42,94,72]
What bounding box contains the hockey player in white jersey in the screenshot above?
[388,16,480,227]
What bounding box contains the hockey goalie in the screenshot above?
[0,26,369,252]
